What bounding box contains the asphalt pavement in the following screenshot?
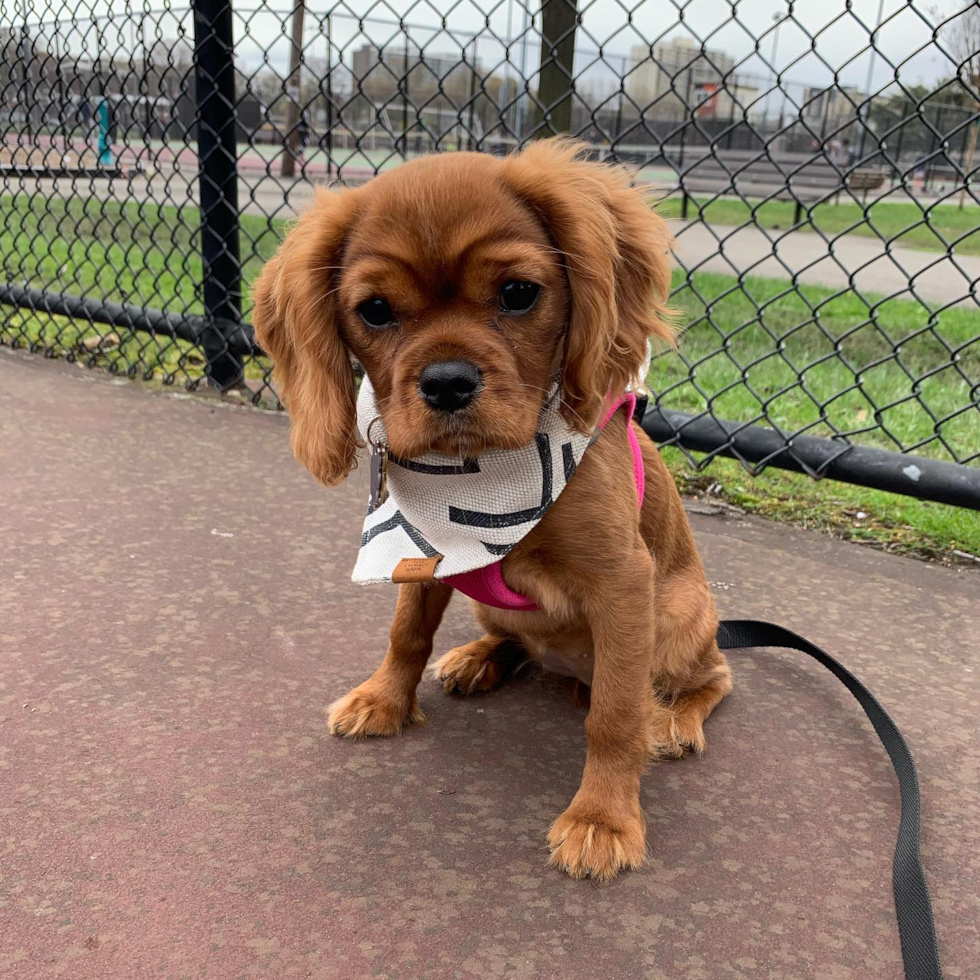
[2,348,977,979]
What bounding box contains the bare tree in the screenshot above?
[281,0,306,178]
[535,0,579,137]
[940,1,980,209]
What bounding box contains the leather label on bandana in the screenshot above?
[392,555,443,583]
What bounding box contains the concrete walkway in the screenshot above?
[1,348,977,980]
[673,220,980,307]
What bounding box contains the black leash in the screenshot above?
[717,620,943,980]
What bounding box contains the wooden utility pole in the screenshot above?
[281,0,306,178]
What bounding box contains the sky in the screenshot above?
[239,0,971,96]
[3,0,974,103]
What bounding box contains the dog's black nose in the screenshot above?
[418,360,483,412]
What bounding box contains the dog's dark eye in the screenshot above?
[358,297,395,329]
[499,280,540,314]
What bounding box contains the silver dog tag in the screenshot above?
[368,443,389,512]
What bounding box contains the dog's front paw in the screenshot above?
[327,681,424,738]
[547,802,647,881]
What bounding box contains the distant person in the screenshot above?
[296,108,310,156]
[78,97,94,141]
[828,137,843,166]
[913,154,927,194]
[842,138,858,168]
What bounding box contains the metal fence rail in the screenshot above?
[1,0,978,507]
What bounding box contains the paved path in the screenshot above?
[673,220,980,307]
[9,164,979,310]
[1,348,977,980]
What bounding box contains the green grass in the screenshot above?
[0,194,283,383]
[2,191,977,563]
[662,449,980,562]
[657,196,980,256]
[644,268,979,563]
[649,269,980,466]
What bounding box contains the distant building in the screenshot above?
[690,79,760,120]
[803,85,865,132]
[628,37,754,119]
[351,43,476,86]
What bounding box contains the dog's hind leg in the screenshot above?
[431,635,526,695]
[645,571,732,758]
[651,641,732,758]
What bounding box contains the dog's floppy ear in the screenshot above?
[501,139,674,431]
[252,187,361,486]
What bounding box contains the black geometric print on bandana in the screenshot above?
[535,432,552,505]
[361,510,439,557]
[561,442,576,482]
[448,433,553,529]
[390,454,481,475]
[481,541,514,555]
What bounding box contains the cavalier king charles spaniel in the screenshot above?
[252,139,731,881]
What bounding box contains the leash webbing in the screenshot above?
[717,620,943,980]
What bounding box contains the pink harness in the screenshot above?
[442,392,645,611]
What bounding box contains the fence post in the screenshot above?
[193,0,244,390]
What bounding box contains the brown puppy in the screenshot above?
[252,140,731,881]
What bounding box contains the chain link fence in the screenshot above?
[2,0,978,505]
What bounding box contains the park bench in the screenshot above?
[642,149,890,224]
[846,167,887,202]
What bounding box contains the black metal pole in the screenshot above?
[326,12,333,177]
[401,32,409,159]
[613,55,624,152]
[3,273,976,509]
[466,36,479,150]
[894,100,906,185]
[927,105,940,195]
[193,0,243,390]
[642,407,980,511]
[18,23,33,144]
[0,282,258,356]
[678,69,691,217]
[727,79,735,150]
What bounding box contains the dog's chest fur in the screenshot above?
[525,636,595,685]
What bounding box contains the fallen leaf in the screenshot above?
[81,332,120,351]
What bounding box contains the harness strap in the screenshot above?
[444,560,540,612]
[718,620,944,980]
[444,392,641,611]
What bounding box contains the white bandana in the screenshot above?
[351,377,593,585]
